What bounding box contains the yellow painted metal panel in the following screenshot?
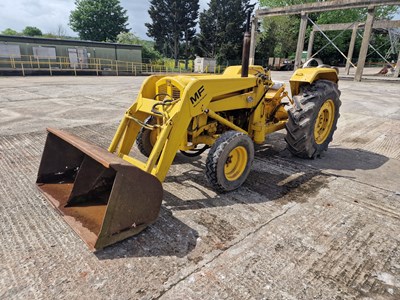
[289,67,338,96]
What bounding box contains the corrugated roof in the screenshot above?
[0,35,142,50]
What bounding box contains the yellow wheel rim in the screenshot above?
[224,146,248,181]
[314,99,335,145]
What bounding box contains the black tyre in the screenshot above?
[285,80,341,158]
[136,116,158,157]
[206,131,254,192]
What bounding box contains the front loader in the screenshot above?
[36,13,341,250]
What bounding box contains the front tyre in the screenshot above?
[136,116,158,157]
[206,131,254,192]
[285,80,341,158]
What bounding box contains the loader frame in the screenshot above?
[36,64,338,250]
[108,65,338,183]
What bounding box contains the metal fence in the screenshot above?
[0,55,202,76]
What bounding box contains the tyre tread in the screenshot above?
[285,80,341,158]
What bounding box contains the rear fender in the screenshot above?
[289,68,338,96]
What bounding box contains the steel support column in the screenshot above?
[394,50,400,78]
[345,24,359,75]
[249,17,258,66]
[295,12,308,70]
[307,30,315,59]
[354,6,375,81]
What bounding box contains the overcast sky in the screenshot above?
[0,0,210,39]
[0,1,398,40]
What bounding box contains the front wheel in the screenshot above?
[206,131,254,192]
[285,80,341,158]
[136,116,158,157]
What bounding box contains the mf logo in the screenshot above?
[190,85,206,105]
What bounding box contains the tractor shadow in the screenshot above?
[161,132,389,211]
[258,132,390,172]
[95,207,199,260]
[96,132,389,259]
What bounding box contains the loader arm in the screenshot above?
[109,73,261,182]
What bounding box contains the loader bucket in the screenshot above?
[36,128,163,251]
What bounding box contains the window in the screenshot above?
[0,44,21,58]
[33,46,56,59]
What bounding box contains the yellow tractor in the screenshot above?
[36,15,341,250]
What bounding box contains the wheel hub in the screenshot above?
[224,146,247,181]
[314,99,335,145]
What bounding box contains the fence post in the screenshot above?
[74,64,77,76]
[21,62,25,77]
[49,58,52,76]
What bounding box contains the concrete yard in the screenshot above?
[0,72,399,299]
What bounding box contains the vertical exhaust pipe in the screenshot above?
[241,3,256,78]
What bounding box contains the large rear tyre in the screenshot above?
[206,131,254,192]
[285,80,341,158]
[136,116,158,157]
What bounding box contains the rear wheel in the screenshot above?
[136,116,158,157]
[206,131,254,192]
[285,80,341,158]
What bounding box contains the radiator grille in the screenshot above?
[157,83,181,100]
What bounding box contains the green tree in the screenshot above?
[196,8,218,58]
[116,32,163,63]
[261,15,299,59]
[146,0,200,68]
[69,0,129,42]
[117,32,141,44]
[1,28,20,36]
[197,0,250,64]
[22,26,42,36]
[182,5,199,69]
[255,19,278,65]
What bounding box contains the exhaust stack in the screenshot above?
[241,3,256,78]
